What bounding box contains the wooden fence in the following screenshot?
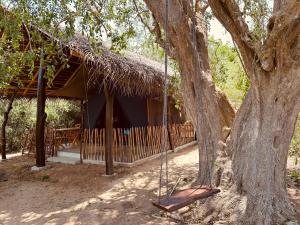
[22,127,80,157]
[51,127,80,156]
[169,123,195,148]
[82,124,195,163]
[21,123,195,163]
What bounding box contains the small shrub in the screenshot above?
[41,174,50,181]
[289,170,300,187]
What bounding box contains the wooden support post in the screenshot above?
[79,100,84,164]
[104,85,114,175]
[36,52,47,167]
[1,94,15,160]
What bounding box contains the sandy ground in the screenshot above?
[0,146,299,225]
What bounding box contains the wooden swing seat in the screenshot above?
[152,186,220,212]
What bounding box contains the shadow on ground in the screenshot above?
[0,146,199,225]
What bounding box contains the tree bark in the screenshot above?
[207,0,300,223]
[1,94,15,160]
[225,67,300,224]
[144,0,235,186]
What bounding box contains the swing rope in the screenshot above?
[153,0,220,212]
[158,0,213,199]
[158,0,169,201]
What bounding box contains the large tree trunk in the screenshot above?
[225,67,300,224]
[144,0,235,186]
[205,0,300,224]
[1,95,15,160]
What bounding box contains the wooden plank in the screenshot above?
[130,128,135,162]
[101,129,105,161]
[23,69,39,96]
[141,127,147,158]
[120,129,123,162]
[79,100,84,163]
[70,50,84,59]
[63,64,82,87]
[52,56,72,82]
[152,187,220,212]
[91,129,95,160]
[129,128,133,162]
[136,127,141,161]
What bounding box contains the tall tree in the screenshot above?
[141,0,235,186]
[205,0,300,224]
[0,94,15,160]
[134,0,300,223]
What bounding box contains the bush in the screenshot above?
[0,98,80,153]
[290,116,300,160]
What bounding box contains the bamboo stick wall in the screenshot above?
[82,124,195,163]
[21,124,195,163]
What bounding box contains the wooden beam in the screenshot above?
[70,50,84,59]
[63,64,82,87]
[36,52,47,167]
[23,69,39,95]
[23,56,72,96]
[79,100,84,164]
[51,56,72,82]
[24,42,30,51]
[104,85,114,175]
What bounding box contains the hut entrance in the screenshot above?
[92,96,148,128]
[94,96,132,129]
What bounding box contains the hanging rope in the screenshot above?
[159,0,169,201]
[158,0,215,202]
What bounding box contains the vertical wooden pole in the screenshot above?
[79,100,84,164]
[36,51,47,167]
[104,85,114,175]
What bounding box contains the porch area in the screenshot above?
[41,123,196,166]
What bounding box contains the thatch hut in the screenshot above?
[1,31,195,174]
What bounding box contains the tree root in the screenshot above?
[184,187,298,225]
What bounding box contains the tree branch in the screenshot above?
[209,0,300,73]
[132,0,152,32]
[208,0,258,77]
[200,3,209,14]
[151,15,177,59]
[261,1,300,69]
[132,0,177,58]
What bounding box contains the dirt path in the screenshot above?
[0,146,199,225]
[0,146,299,225]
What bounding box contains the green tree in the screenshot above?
[208,37,250,107]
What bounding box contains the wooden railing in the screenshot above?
[21,123,195,163]
[82,124,195,163]
[22,127,81,157]
[51,127,80,156]
[169,123,195,148]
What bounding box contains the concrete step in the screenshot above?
[57,151,80,159]
[47,156,81,165]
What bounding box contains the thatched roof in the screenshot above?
[67,35,167,96]
[2,27,170,98]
